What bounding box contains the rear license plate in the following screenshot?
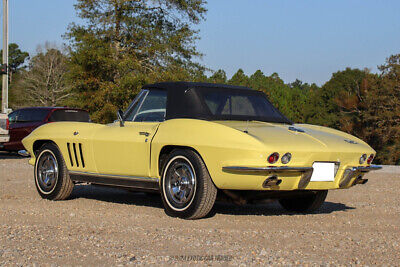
[310,162,335,182]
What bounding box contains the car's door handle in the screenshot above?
[139,131,150,137]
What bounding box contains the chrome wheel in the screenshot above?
[36,151,58,193]
[163,157,196,211]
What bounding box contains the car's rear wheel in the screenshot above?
[34,143,74,200]
[160,149,217,219]
[279,190,328,213]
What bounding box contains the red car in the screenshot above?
[1,107,90,152]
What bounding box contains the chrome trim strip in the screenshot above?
[18,150,30,157]
[69,171,159,183]
[351,165,382,172]
[222,166,313,172]
[132,90,149,121]
[122,89,147,119]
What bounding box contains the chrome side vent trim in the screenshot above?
[79,143,85,168]
[67,143,73,167]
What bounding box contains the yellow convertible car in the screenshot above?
[21,82,381,219]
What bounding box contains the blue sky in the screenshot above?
[2,0,400,85]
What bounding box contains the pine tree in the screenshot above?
[65,0,207,123]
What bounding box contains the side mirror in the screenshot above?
[117,109,125,127]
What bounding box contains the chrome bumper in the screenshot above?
[222,166,314,189]
[18,150,30,157]
[222,165,382,173]
[339,165,382,187]
[351,165,382,172]
[222,166,313,173]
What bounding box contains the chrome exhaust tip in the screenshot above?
[18,150,30,157]
[263,175,282,188]
[354,175,368,185]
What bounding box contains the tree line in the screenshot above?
[0,0,399,165]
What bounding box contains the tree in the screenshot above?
[65,0,207,123]
[306,68,370,128]
[0,43,29,73]
[208,69,227,84]
[361,55,400,164]
[1,43,30,106]
[15,44,71,107]
[228,69,249,87]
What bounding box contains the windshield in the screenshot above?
[199,88,292,124]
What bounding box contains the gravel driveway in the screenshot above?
[1,152,399,266]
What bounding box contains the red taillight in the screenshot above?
[268,152,279,164]
[6,118,9,130]
[367,154,374,164]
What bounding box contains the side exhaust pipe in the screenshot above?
[263,175,282,188]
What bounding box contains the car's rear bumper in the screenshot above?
[222,166,313,172]
[219,164,382,191]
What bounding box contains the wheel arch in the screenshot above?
[33,140,57,156]
[158,145,208,177]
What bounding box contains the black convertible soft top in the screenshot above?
[142,82,292,124]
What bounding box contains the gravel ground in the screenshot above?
[1,152,399,266]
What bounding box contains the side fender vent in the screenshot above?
[67,142,85,168]
[67,143,73,167]
[72,143,79,167]
[79,143,85,168]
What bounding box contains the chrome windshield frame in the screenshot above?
[123,89,149,121]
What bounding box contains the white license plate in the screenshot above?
[310,162,335,182]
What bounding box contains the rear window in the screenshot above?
[18,109,49,122]
[200,89,290,123]
[49,110,90,122]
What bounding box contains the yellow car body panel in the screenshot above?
[22,118,376,191]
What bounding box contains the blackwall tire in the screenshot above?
[279,190,328,213]
[160,149,217,219]
[34,143,74,200]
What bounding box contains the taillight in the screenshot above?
[359,154,367,164]
[367,154,374,164]
[6,118,9,130]
[268,152,279,164]
[281,153,292,164]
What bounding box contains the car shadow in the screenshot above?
[71,184,355,217]
[210,201,355,217]
[0,151,24,159]
[70,184,164,208]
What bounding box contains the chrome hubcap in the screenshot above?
[37,152,58,192]
[165,161,195,207]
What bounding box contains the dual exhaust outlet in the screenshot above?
[354,175,368,185]
[262,175,282,188]
[263,174,368,189]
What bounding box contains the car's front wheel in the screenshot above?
[34,143,74,200]
[279,190,328,213]
[160,149,217,219]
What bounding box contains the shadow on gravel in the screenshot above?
[70,184,164,208]
[0,151,23,159]
[211,201,355,217]
[70,184,355,217]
